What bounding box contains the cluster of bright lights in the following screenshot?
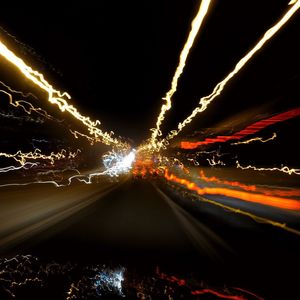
[102,149,136,177]
[94,268,125,297]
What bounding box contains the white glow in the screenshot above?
[102,149,136,177]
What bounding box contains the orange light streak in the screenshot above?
[165,170,300,210]
[199,169,300,197]
[164,170,300,235]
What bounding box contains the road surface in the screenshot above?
[0,177,299,299]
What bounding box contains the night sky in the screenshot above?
[1,3,300,299]
[0,0,299,143]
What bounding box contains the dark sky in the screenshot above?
[0,0,299,143]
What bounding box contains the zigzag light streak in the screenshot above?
[0,162,38,173]
[0,149,81,166]
[163,1,300,146]
[231,132,277,145]
[0,39,122,146]
[236,160,300,175]
[149,0,212,150]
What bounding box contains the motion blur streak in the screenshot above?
[199,169,300,197]
[0,39,122,146]
[156,267,262,299]
[236,161,300,175]
[0,183,118,250]
[181,107,300,149]
[0,162,38,173]
[0,81,56,121]
[231,132,276,145]
[0,148,81,165]
[149,0,212,150]
[69,129,98,145]
[165,1,300,143]
[164,170,300,235]
[165,170,300,210]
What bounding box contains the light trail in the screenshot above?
[163,1,300,145]
[0,39,123,146]
[0,82,58,121]
[0,162,38,173]
[180,107,300,149]
[69,129,99,145]
[149,0,212,150]
[0,150,135,188]
[164,170,300,210]
[164,170,300,235]
[199,169,300,197]
[236,161,300,175]
[231,132,277,145]
[0,148,81,166]
[102,149,136,177]
[207,156,225,166]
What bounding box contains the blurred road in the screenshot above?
[0,177,299,298]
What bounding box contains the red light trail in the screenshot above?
[180,107,300,149]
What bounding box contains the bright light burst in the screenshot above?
[103,149,136,177]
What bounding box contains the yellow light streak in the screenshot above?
[231,132,277,145]
[69,129,99,145]
[236,160,300,175]
[149,0,212,150]
[0,40,122,146]
[163,0,300,145]
[0,87,55,121]
[0,149,81,166]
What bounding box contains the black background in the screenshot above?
[0,0,299,143]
